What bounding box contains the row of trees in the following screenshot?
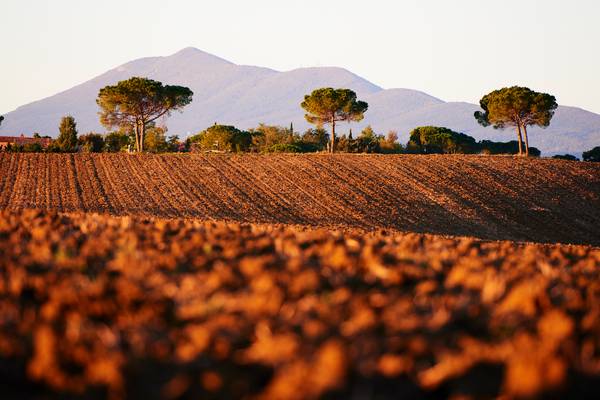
[2,116,184,153]
[94,82,375,155]
[91,77,592,158]
[185,122,599,160]
[3,76,593,158]
[186,123,403,154]
[3,116,79,153]
[76,128,183,153]
[406,126,541,156]
[92,82,384,154]
[299,86,560,157]
[6,112,599,161]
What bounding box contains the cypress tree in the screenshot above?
[56,115,79,152]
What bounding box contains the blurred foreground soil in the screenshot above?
[1,209,600,399]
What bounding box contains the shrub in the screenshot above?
[78,133,105,153]
[144,126,169,153]
[352,126,382,153]
[478,140,541,157]
[52,115,78,152]
[265,143,303,153]
[294,141,322,153]
[249,124,296,152]
[3,144,22,152]
[552,154,579,161]
[167,135,184,152]
[407,126,478,154]
[22,143,44,153]
[582,146,600,162]
[188,124,252,153]
[379,131,403,154]
[301,128,329,151]
[104,131,130,152]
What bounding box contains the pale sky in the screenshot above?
[1,0,599,114]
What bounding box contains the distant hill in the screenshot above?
[1,47,599,155]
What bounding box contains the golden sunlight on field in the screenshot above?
[1,209,600,399]
[1,153,600,245]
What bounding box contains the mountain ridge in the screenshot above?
[2,47,599,155]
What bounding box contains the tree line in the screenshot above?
[8,115,600,161]
[1,76,599,160]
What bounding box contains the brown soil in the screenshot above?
[1,153,599,245]
[1,209,600,399]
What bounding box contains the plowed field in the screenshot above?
[1,153,599,245]
[2,209,600,399]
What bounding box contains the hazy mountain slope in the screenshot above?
[165,65,382,135]
[1,47,599,154]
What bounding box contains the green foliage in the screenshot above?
[478,140,541,157]
[265,143,304,153]
[359,126,377,139]
[583,146,600,162]
[301,88,368,126]
[552,154,579,161]
[301,88,368,153]
[300,128,329,151]
[407,126,478,154]
[379,131,404,154]
[97,77,193,152]
[327,127,403,154]
[249,124,296,152]
[2,142,43,153]
[295,141,323,153]
[23,143,43,152]
[167,135,183,152]
[353,126,382,153]
[78,133,105,153]
[475,86,557,156]
[104,131,130,152]
[475,86,557,129]
[188,124,251,153]
[2,144,20,153]
[404,127,542,156]
[50,115,78,152]
[144,126,170,153]
[336,134,351,152]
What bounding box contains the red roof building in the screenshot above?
[0,134,53,149]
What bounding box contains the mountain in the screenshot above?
[2,47,599,155]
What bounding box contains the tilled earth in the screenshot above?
[1,153,599,245]
[1,209,600,399]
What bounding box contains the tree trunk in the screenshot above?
[330,118,336,154]
[134,123,140,153]
[140,122,145,153]
[522,124,530,156]
[516,125,524,156]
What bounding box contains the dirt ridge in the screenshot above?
[1,153,599,245]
